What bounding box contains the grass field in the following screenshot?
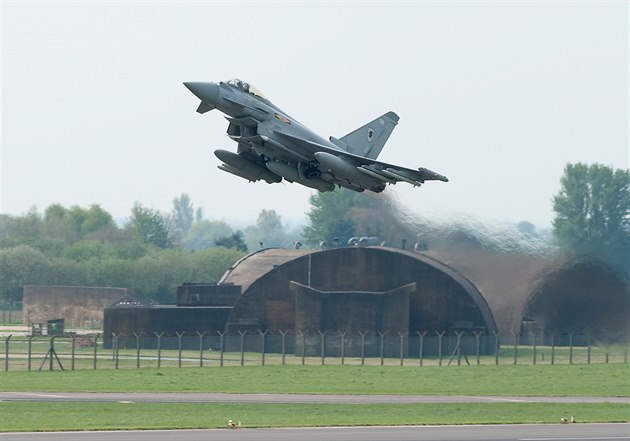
[1,364,629,396]
[0,402,627,431]
[1,364,628,431]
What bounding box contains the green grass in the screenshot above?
[1,364,628,431]
[0,402,627,432]
[1,364,629,396]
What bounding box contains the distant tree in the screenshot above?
[80,205,115,235]
[182,220,233,250]
[552,163,630,274]
[171,193,195,240]
[303,189,410,247]
[215,231,248,252]
[257,209,283,234]
[0,208,42,249]
[62,240,108,262]
[243,209,289,249]
[303,190,365,245]
[41,204,114,243]
[0,245,52,306]
[516,221,536,235]
[128,202,173,249]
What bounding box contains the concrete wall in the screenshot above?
[23,285,127,327]
[177,283,241,306]
[103,305,232,348]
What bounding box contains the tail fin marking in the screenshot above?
[337,111,399,159]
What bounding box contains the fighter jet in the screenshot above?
[184,78,448,193]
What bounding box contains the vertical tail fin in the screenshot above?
[331,111,399,159]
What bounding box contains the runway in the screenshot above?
[1,424,629,441]
[1,392,628,404]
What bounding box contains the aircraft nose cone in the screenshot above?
[184,82,219,104]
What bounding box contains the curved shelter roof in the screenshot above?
[219,248,316,292]
[221,246,498,335]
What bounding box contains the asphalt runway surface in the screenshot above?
[1,392,629,404]
[1,424,629,441]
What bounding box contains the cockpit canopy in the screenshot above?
[225,78,266,99]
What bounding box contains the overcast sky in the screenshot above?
[1,1,627,228]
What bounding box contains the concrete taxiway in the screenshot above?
[1,424,629,441]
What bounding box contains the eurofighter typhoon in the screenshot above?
[184,78,448,193]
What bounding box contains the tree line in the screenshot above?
[1,162,628,308]
[0,195,301,306]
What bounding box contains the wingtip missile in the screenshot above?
[381,168,422,187]
[418,167,449,182]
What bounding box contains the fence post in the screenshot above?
[319,330,328,365]
[473,331,483,365]
[531,332,537,365]
[4,335,11,372]
[71,334,77,371]
[569,334,573,364]
[133,332,142,369]
[155,332,164,369]
[238,331,247,366]
[113,333,120,369]
[493,331,500,365]
[418,332,426,366]
[587,335,591,364]
[340,331,347,365]
[279,330,287,366]
[259,330,268,366]
[44,335,64,371]
[510,331,518,365]
[436,331,445,366]
[378,331,387,366]
[448,331,464,366]
[300,332,306,365]
[93,334,100,370]
[360,331,368,366]
[176,331,185,368]
[28,335,34,372]
[218,331,225,367]
[49,336,54,371]
[398,331,406,366]
[197,331,207,367]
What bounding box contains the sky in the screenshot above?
[1,1,627,229]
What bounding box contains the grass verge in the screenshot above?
[1,364,628,396]
[0,402,627,432]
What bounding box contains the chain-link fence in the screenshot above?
[2,331,628,371]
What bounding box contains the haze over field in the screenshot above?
[1,2,627,227]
